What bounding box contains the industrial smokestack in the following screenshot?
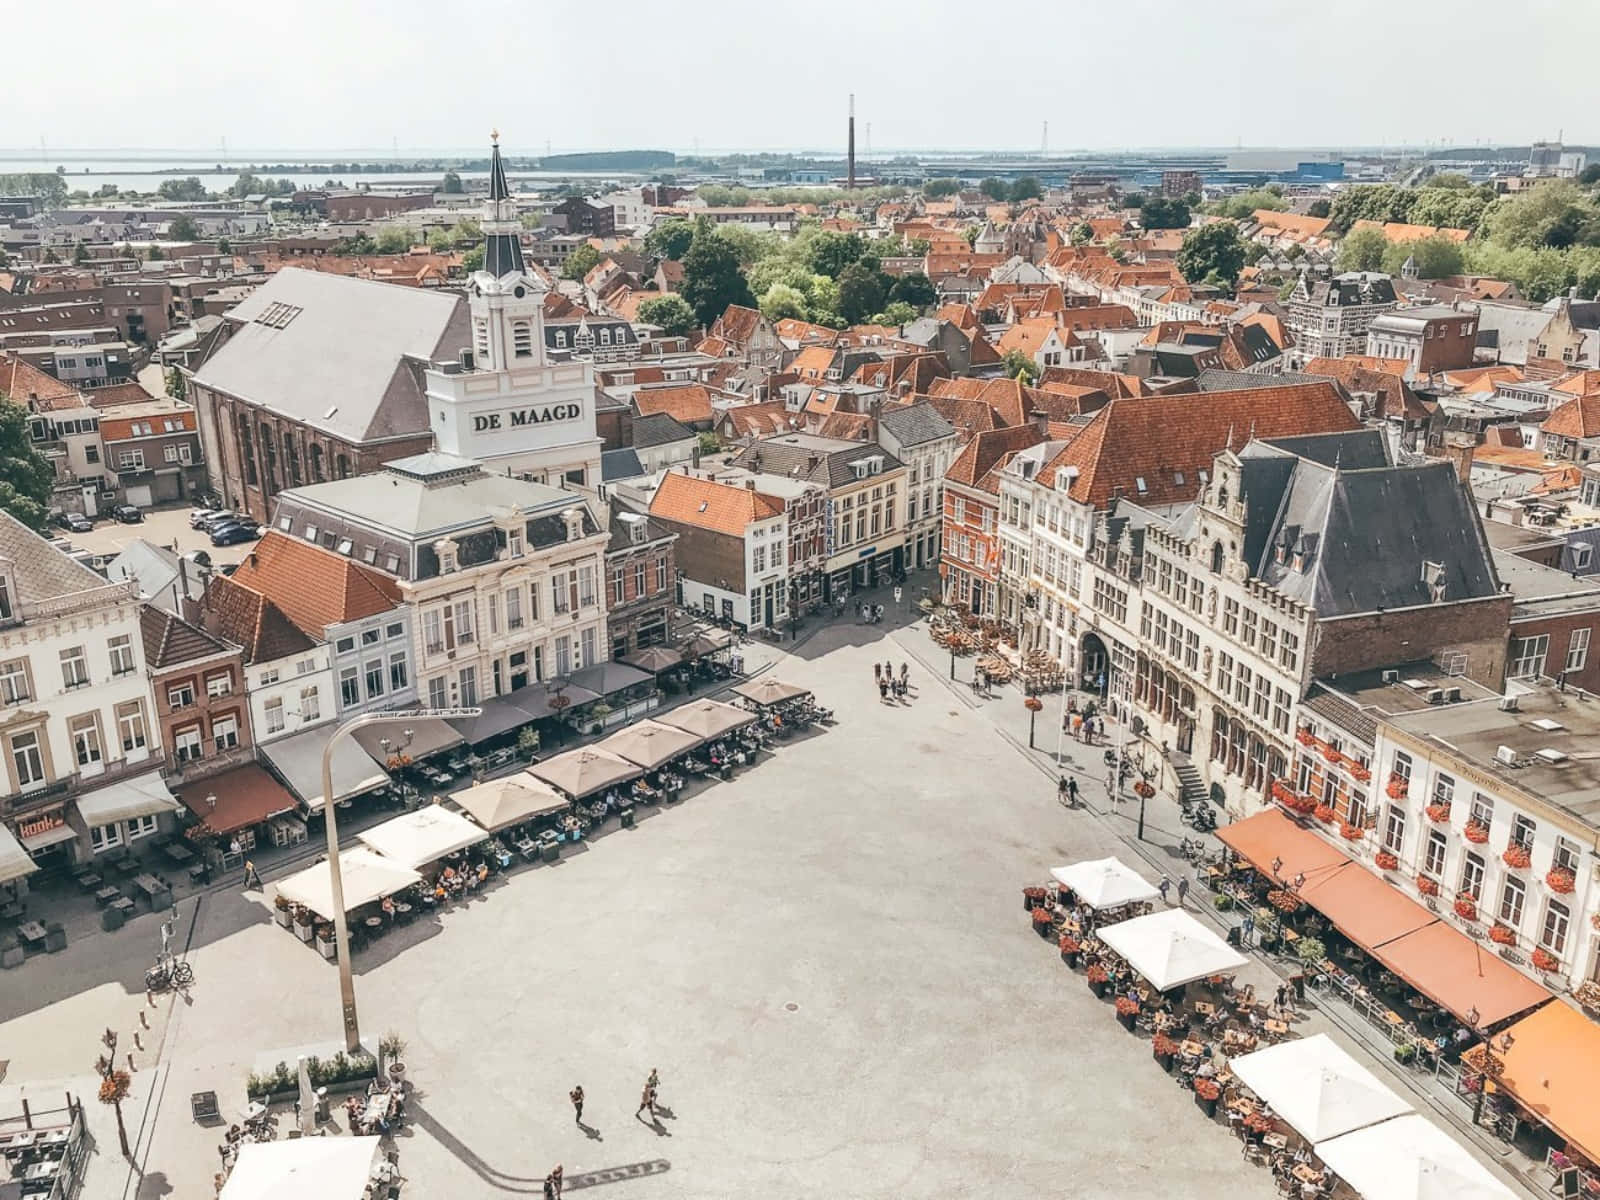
[847,94,856,191]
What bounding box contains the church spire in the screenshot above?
[480,130,527,280]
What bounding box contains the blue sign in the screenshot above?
[857,546,877,559]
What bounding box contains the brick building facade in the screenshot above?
[604,509,678,661]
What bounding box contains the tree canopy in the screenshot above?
[168,215,200,241]
[835,261,887,325]
[441,171,463,194]
[1176,222,1247,288]
[0,402,56,532]
[1206,187,1287,220]
[157,176,209,202]
[1009,176,1042,203]
[680,222,755,326]
[1382,234,1464,280]
[1001,349,1038,385]
[562,243,603,281]
[979,178,1010,200]
[635,294,697,337]
[1139,195,1191,230]
[888,272,936,309]
[645,218,696,261]
[1335,225,1388,273]
[922,178,961,198]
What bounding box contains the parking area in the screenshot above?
[56,503,258,568]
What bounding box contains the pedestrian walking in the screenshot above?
[1058,775,1070,802]
[1176,876,1190,907]
[1157,874,1172,903]
[1241,912,1256,946]
[551,1164,564,1198]
[878,678,889,702]
[636,1084,655,1118]
[874,662,882,682]
[1275,983,1290,1015]
[569,1085,584,1124]
[243,859,261,889]
[1067,777,1079,807]
[899,662,908,683]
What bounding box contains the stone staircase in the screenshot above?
[1172,754,1207,808]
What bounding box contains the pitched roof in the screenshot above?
[1349,219,1472,245]
[139,604,235,670]
[601,447,645,481]
[709,304,765,346]
[946,424,1046,488]
[719,401,795,439]
[648,470,782,536]
[1252,209,1333,239]
[878,402,957,447]
[731,433,904,488]
[1541,392,1600,439]
[1038,382,1361,506]
[995,320,1066,358]
[0,353,82,412]
[1301,357,1431,422]
[226,530,401,638]
[633,383,714,425]
[0,510,114,606]
[191,267,469,443]
[790,345,838,381]
[1037,365,1153,399]
[631,411,697,448]
[201,573,318,664]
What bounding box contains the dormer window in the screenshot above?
[0,570,12,622]
[507,529,524,558]
[555,330,568,349]
[438,541,459,574]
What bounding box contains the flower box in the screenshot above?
[1267,889,1301,914]
[1133,779,1155,799]
[1113,995,1140,1017]
[1488,923,1517,946]
[1295,728,1316,746]
[1313,803,1336,824]
[1031,907,1055,937]
[1463,821,1489,844]
[1453,896,1478,921]
[1348,763,1371,782]
[1023,696,1044,713]
[1059,935,1082,966]
[1284,794,1317,815]
[1547,868,1576,894]
[1086,963,1109,997]
[1501,843,1532,870]
[1319,743,1341,764]
[1022,886,1048,912]
[1416,875,1440,897]
[1340,821,1365,841]
[1531,947,1560,972]
[1425,804,1452,824]
[1385,773,1409,799]
[1374,850,1399,871]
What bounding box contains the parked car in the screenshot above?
[111,505,144,524]
[210,522,261,546]
[196,510,239,532]
[56,512,93,533]
[189,507,226,529]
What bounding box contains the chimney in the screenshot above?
[745,479,755,490]
[1443,431,1476,488]
[847,94,856,191]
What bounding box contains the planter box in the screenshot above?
[274,908,292,928]
[1154,1051,1174,1073]
[1116,1011,1137,1032]
[294,922,314,943]
[1195,1094,1218,1119]
[1061,950,1081,968]
[248,1074,376,1105]
[1089,979,1108,999]
[317,938,336,960]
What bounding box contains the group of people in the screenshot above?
[566,1068,663,1131]
[857,602,886,624]
[1064,697,1104,744]
[874,661,911,703]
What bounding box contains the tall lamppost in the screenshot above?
[319,706,479,1051]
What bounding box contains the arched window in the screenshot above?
[1209,542,1224,574]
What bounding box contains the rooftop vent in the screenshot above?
[1381,669,1400,684]
[1534,747,1569,765]
[1530,717,1565,732]
[1499,696,1520,713]
[1494,745,1518,766]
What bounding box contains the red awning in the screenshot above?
[1216,807,1350,884]
[1294,863,1437,955]
[1368,920,1551,1028]
[177,763,297,835]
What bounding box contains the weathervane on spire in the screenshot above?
[491,128,500,144]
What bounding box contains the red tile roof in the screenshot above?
[1038,382,1361,505]
[633,384,715,425]
[709,304,766,347]
[1301,357,1431,422]
[946,424,1046,489]
[0,353,81,412]
[1037,366,1154,400]
[227,530,401,637]
[201,574,317,665]
[1542,393,1600,439]
[649,470,783,536]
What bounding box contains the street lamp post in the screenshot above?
[318,706,479,1051]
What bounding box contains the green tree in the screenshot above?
[168,215,200,242]
[441,170,463,194]
[1009,176,1042,203]
[72,241,89,264]
[1070,222,1094,246]
[156,176,208,201]
[1306,199,1331,219]
[645,218,696,261]
[1001,349,1038,385]
[461,247,485,273]
[888,272,936,309]
[1206,188,1288,220]
[922,178,960,198]
[1382,234,1464,280]
[636,294,697,337]
[1176,222,1247,288]
[1428,172,1472,189]
[872,300,917,327]
[1580,164,1600,187]
[0,171,67,206]
[334,233,375,256]
[1336,225,1389,273]
[962,225,979,249]
[806,230,865,278]
[165,368,187,401]
[709,222,774,267]
[519,211,542,231]
[1139,195,1191,230]
[979,178,1010,200]
[374,227,414,254]
[0,402,55,532]
[146,244,164,261]
[835,261,886,325]
[758,283,809,322]
[680,221,755,326]
[216,237,231,255]
[427,228,456,253]
[563,243,603,281]
[41,247,60,263]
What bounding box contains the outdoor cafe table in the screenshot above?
[76,872,102,890]
[163,842,193,863]
[133,873,171,905]
[94,886,119,906]
[110,896,135,915]
[17,920,45,948]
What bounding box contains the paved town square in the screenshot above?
[2,623,1280,1199]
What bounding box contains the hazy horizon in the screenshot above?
[7,0,1596,156]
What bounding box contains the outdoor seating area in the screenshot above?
[1023,858,1521,1200]
[217,1133,392,1200]
[267,687,826,961]
[1,1101,85,1199]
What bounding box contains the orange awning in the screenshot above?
[1295,864,1437,955]
[177,763,297,835]
[1491,1001,1600,1161]
[1368,920,1551,1028]
[1216,808,1350,884]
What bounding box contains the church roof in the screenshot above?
[482,135,528,279]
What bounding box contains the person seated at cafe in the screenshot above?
[381,896,396,920]
[476,863,489,885]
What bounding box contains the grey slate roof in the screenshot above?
[731,432,905,488]
[878,402,956,447]
[1261,429,1390,471]
[631,412,695,449]
[601,447,645,481]
[0,510,111,606]
[105,539,207,614]
[192,267,469,444]
[1237,440,1500,616]
[1195,369,1323,393]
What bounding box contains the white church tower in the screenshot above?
[427,132,603,487]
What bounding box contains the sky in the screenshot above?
[5,0,1598,159]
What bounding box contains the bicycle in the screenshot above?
[145,957,194,992]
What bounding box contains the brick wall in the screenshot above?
[649,519,746,598]
[1311,595,1514,690]
[1509,606,1600,693]
[605,538,677,657]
